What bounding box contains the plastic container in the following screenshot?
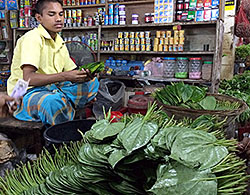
[43,119,95,153]
[189,57,202,79]
[175,57,188,78]
[132,14,139,24]
[163,57,176,78]
[202,61,212,80]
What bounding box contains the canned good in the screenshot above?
[161,31,166,38]
[179,30,185,37]
[72,9,77,18]
[114,14,119,25]
[168,45,173,51]
[120,44,124,51]
[141,44,146,51]
[179,37,185,44]
[130,32,135,38]
[109,15,113,25]
[130,38,135,45]
[169,37,174,45]
[125,44,129,51]
[166,31,171,37]
[159,38,164,45]
[119,38,124,44]
[141,38,145,44]
[145,31,151,38]
[146,44,151,51]
[158,44,163,52]
[135,38,140,45]
[124,32,129,38]
[154,38,159,45]
[163,45,168,51]
[67,10,72,18]
[156,31,161,38]
[153,44,158,51]
[146,38,151,44]
[136,44,140,51]
[164,38,168,45]
[174,30,179,37]
[139,32,145,38]
[178,44,184,51]
[135,32,140,38]
[173,44,178,51]
[130,44,135,51]
[109,4,114,15]
[19,18,25,28]
[115,38,119,45]
[118,32,123,38]
[174,37,179,44]
[124,38,130,45]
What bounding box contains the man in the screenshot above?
[7,0,99,125]
[0,93,17,118]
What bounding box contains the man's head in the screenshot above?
[35,0,64,39]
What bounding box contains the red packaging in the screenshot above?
[109,111,123,123]
[203,0,211,7]
[24,6,31,17]
[196,0,203,8]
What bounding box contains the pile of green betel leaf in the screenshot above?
[79,61,105,76]
[153,82,240,111]
[219,71,250,123]
[1,103,248,195]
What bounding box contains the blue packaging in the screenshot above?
[0,0,5,10]
[122,60,127,66]
[109,14,113,25]
[104,15,109,25]
[196,10,204,22]
[211,0,219,7]
[114,14,119,25]
[105,59,111,66]
[211,8,219,20]
[114,3,119,15]
[111,60,116,66]
[108,4,113,15]
[116,60,122,66]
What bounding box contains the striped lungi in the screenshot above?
[14,78,99,126]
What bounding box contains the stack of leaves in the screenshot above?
[219,71,250,123]
[0,104,248,195]
[153,82,240,111]
[79,61,105,74]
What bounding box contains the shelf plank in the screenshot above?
[63,3,105,9]
[0,18,5,22]
[100,51,214,55]
[101,21,217,29]
[63,26,99,30]
[109,0,154,5]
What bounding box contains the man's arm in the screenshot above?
[23,65,92,86]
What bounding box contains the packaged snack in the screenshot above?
[0,0,5,10]
[7,0,18,10]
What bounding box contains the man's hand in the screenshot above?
[0,94,19,118]
[62,69,94,83]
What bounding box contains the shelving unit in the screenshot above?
[12,0,225,92]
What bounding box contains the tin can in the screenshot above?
[179,30,185,37]
[72,9,77,18]
[124,38,130,45]
[109,4,114,15]
[139,32,145,38]
[154,38,159,45]
[119,38,124,45]
[156,31,161,38]
[109,14,113,25]
[120,44,124,51]
[141,44,146,51]
[169,37,174,45]
[115,44,119,51]
[104,15,109,25]
[124,32,129,38]
[141,38,145,45]
[72,0,75,5]
[130,38,135,45]
[161,31,166,38]
[77,9,82,17]
[130,44,135,51]
[164,38,168,45]
[163,45,168,51]
[179,37,185,44]
[146,44,151,51]
[145,38,151,44]
[135,32,140,38]
[114,3,119,15]
[130,32,135,38]
[178,44,184,51]
[118,32,123,38]
[145,31,151,38]
[19,8,24,17]
[174,30,179,37]
[135,38,140,45]
[174,37,179,44]
[153,44,158,51]
[125,44,129,51]
[167,31,171,37]
[67,10,72,18]
[88,16,93,26]
[136,44,140,51]
[159,38,164,45]
[114,14,119,25]
[169,45,173,51]
[173,44,178,51]
[19,18,25,28]
[24,6,31,17]
[158,44,163,52]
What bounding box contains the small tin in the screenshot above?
[136,44,140,51]
[119,44,124,51]
[178,44,184,51]
[174,37,179,44]
[114,14,119,25]
[119,38,124,45]
[130,32,135,38]
[154,38,159,45]
[124,32,129,38]
[146,44,151,51]
[130,44,135,51]
[159,38,164,45]
[139,32,145,38]
[156,31,161,38]
[135,32,140,38]
[158,44,163,52]
[179,37,185,44]
[169,37,174,45]
[164,38,168,45]
[174,30,179,37]
[118,32,123,38]
[163,45,168,51]
[77,9,82,17]
[145,31,151,38]
[125,44,130,51]
[141,44,146,51]
[135,38,140,45]
[153,44,158,51]
[130,38,135,45]
[168,45,173,51]
[166,31,171,37]
[115,38,119,45]
[72,9,77,18]
[146,38,151,44]
[124,38,130,45]
[141,38,145,45]
[173,44,178,51]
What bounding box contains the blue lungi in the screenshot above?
[13,78,99,125]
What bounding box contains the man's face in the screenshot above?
[35,2,64,38]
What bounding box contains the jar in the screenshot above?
[175,57,188,78]
[145,13,151,23]
[132,14,139,24]
[202,61,212,80]
[189,57,202,79]
[163,57,176,78]
[150,13,154,22]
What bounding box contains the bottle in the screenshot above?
[2,26,8,39]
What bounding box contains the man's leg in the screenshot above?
[14,85,75,125]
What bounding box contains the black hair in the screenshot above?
[34,0,63,15]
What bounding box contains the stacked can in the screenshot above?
[153,26,184,52]
[119,5,126,25]
[19,0,32,28]
[114,31,151,52]
[104,4,126,25]
[64,0,101,6]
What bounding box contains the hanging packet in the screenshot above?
[7,0,18,10]
[0,0,5,10]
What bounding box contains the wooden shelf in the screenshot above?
[63,26,99,30]
[0,18,5,22]
[109,0,154,5]
[100,51,215,55]
[101,21,217,29]
[63,3,105,9]
[15,28,32,31]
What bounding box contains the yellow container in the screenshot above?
[174,30,179,38]
[163,45,168,51]
[115,44,119,51]
[141,44,146,51]
[153,44,158,51]
[174,37,179,45]
[146,44,151,51]
[179,37,185,45]
[166,31,171,38]
[118,32,123,38]
[179,30,185,37]
[154,38,159,45]
[164,38,168,45]
[141,38,145,45]
[120,44,124,51]
[158,44,163,52]
[130,44,135,51]
[125,44,130,51]
[169,37,174,45]
[136,44,140,51]
[156,31,161,38]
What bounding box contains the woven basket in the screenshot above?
[157,93,248,138]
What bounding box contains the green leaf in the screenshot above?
[90,119,125,141]
[190,86,206,103]
[108,149,127,168]
[198,96,217,110]
[176,82,194,103]
[149,162,217,195]
[118,118,158,154]
[169,128,228,170]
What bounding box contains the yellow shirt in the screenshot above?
[7,24,76,95]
